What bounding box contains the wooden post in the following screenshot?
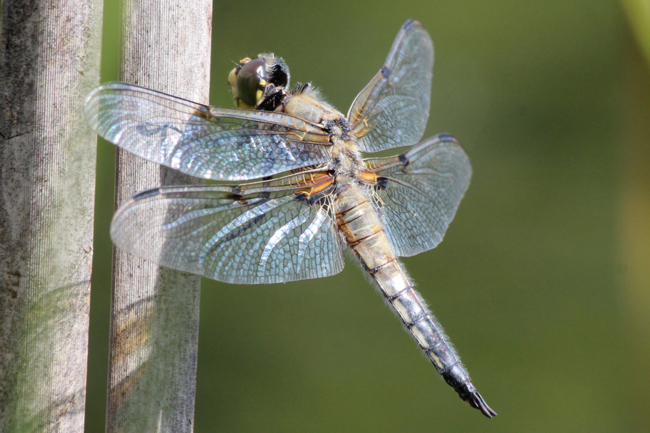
[105,1,212,432]
[0,0,103,431]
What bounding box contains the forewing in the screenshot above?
[363,134,471,257]
[85,82,331,181]
[347,20,433,153]
[110,178,345,284]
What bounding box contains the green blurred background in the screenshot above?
[86,0,650,431]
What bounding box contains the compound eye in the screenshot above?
[236,58,266,107]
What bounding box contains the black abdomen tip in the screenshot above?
[444,366,497,418]
[467,391,497,418]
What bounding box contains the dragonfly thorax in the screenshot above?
[283,84,345,126]
[329,139,364,181]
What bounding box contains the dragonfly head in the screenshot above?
[228,54,291,110]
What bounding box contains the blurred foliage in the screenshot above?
[621,0,650,66]
[86,0,649,432]
[618,0,650,428]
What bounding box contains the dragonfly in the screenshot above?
[85,19,496,418]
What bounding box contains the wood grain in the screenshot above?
[0,0,103,431]
[106,2,212,432]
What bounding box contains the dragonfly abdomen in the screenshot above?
[336,189,458,369]
[335,186,496,417]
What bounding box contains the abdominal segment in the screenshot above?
[335,185,492,414]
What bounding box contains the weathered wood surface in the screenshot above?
[0,0,103,431]
[106,2,212,432]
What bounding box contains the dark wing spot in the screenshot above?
[375,176,389,190]
[402,19,416,32]
[437,133,456,142]
[294,192,310,206]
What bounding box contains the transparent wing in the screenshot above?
[85,82,332,181]
[110,174,345,284]
[363,134,471,257]
[347,19,433,153]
